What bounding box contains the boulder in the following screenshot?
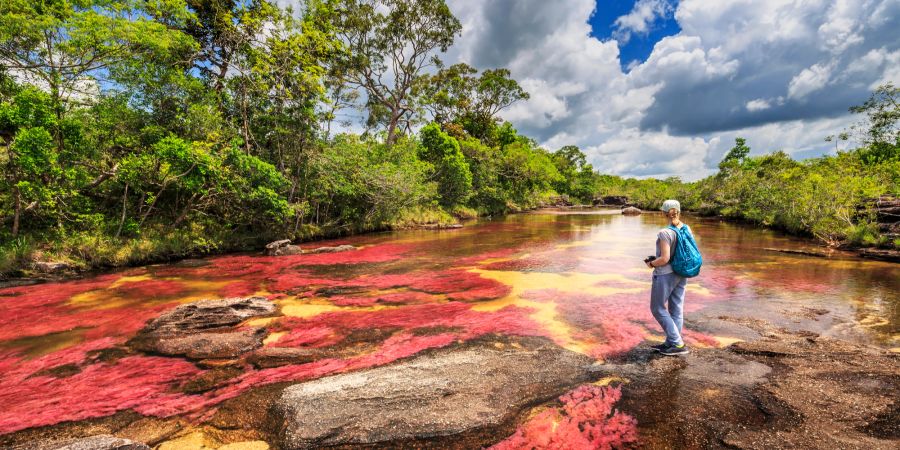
[265,240,303,256]
[138,328,268,360]
[129,297,275,359]
[593,195,628,206]
[23,435,149,450]
[31,261,72,274]
[271,336,595,449]
[246,347,326,369]
[621,206,642,215]
[304,244,357,254]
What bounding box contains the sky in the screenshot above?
[439,0,900,180]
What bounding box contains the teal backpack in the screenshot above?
[668,224,702,278]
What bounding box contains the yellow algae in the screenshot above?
[0,327,88,359]
[67,277,230,309]
[263,331,286,345]
[712,336,743,347]
[469,269,653,355]
[592,376,629,386]
[246,317,278,327]
[686,284,713,296]
[218,442,270,450]
[277,296,390,318]
[158,431,208,450]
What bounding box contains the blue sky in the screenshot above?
[442,0,899,180]
[588,0,681,71]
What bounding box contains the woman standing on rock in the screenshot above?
[645,199,691,356]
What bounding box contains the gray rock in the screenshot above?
[304,244,357,254]
[265,239,303,256]
[246,346,326,369]
[129,297,275,359]
[621,206,642,215]
[31,261,71,273]
[271,336,595,449]
[22,435,149,450]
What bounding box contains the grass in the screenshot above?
[390,205,458,229]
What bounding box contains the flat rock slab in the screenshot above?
[271,336,595,449]
[129,297,275,359]
[19,435,149,450]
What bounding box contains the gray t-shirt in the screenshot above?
[654,224,688,275]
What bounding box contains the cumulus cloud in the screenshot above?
[787,62,835,100]
[437,0,899,179]
[612,0,676,45]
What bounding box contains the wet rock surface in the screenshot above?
[304,244,357,254]
[16,434,149,450]
[609,318,899,450]
[246,347,326,369]
[271,335,596,449]
[128,297,275,359]
[264,240,302,256]
[621,206,642,215]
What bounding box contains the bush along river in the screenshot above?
[0,209,897,449]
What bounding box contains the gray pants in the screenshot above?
[650,272,687,346]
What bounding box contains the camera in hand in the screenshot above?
[643,255,657,264]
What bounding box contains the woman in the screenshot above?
[646,199,690,356]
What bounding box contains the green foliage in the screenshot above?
[420,63,528,143]
[849,83,899,165]
[420,123,472,207]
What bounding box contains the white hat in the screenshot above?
[660,199,681,212]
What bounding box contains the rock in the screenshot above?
[264,240,303,256]
[24,435,149,450]
[417,223,463,230]
[246,347,325,369]
[621,206,642,215]
[304,244,357,254]
[271,336,595,449]
[31,261,71,274]
[858,247,900,263]
[593,195,628,206]
[762,247,830,258]
[129,297,275,359]
[142,328,268,359]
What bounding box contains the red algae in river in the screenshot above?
[490,385,638,450]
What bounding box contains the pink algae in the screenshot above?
[490,385,638,450]
[0,340,203,434]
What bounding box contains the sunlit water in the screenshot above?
[1,209,897,437]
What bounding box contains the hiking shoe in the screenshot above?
[650,343,669,352]
[659,343,689,356]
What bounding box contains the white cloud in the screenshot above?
[746,99,771,112]
[612,0,675,45]
[434,0,900,178]
[787,62,834,100]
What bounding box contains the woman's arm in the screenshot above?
[648,239,671,268]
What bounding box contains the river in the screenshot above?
[1,209,897,448]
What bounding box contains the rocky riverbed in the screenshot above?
[3,295,897,450]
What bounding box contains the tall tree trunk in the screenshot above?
[12,185,21,237]
[115,184,128,238]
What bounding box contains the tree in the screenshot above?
[335,0,461,145]
[420,123,471,207]
[719,137,751,171]
[849,83,899,164]
[420,63,529,141]
[0,0,194,125]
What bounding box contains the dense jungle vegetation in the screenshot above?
[0,0,897,275]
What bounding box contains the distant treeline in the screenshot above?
[0,0,897,275]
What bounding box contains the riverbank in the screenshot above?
[2,297,896,449]
[3,204,897,285]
